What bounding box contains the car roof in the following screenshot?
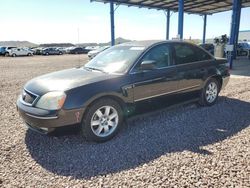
[118,40,196,48]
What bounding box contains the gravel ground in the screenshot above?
[0,55,249,187]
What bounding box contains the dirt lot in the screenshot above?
[0,55,249,187]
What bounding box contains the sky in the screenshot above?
[0,0,249,44]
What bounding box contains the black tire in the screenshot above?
[81,98,123,142]
[12,53,16,57]
[199,78,220,106]
[46,52,49,56]
[27,53,32,56]
[59,52,63,55]
[5,52,9,57]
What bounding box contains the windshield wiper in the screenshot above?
[84,66,107,73]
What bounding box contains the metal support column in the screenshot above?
[229,0,241,69]
[166,9,170,40]
[202,14,207,44]
[234,2,242,59]
[110,0,115,46]
[178,0,184,39]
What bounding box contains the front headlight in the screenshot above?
[35,91,66,110]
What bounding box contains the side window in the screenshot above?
[194,46,213,61]
[139,44,171,69]
[174,44,212,65]
[174,44,197,65]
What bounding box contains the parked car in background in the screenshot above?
[0,47,5,55]
[56,47,67,54]
[88,46,110,59]
[1,47,16,56]
[199,43,214,55]
[32,47,44,55]
[85,46,99,51]
[69,47,86,54]
[237,42,250,56]
[65,46,75,54]
[42,47,63,55]
[82,46,100,54]
[17,40,230,142]
[8,48,33,57]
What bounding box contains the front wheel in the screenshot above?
[81,98,123,142]
[199,78,220,106]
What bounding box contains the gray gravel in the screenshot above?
[0,55,250,187]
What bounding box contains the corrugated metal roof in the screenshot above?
[91,0,250,14]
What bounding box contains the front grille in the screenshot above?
[22,89,38,105]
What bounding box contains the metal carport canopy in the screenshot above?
[91,0,250,69]
[91,0,250,14]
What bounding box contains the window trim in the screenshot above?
[172,42,214,66]
[129,42,173,74]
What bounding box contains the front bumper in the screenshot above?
[17,97,84,134]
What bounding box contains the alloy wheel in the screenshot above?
[206,82,218,103]
[90,106,119,137]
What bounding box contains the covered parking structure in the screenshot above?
[91,0,250,68]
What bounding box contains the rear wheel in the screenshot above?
[27,53,32,56]
[5,52,9,57]
[199,78,220,106]
[81,98,123,142]
[12,53,16,57]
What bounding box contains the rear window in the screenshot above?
[174,43,212,65]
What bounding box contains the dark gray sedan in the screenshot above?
[17,40,230,142]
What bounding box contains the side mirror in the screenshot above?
[140,60,156,70]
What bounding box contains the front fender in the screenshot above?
[63,78,133,110]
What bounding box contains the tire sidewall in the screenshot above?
[201,78,220,106]
[81,98,123,142]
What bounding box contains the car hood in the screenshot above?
[24,68,119,96]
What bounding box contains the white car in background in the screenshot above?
[88,46,110,59]
[8,48,34,57]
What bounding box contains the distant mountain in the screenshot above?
[114,37,132,45]
[77,43,99,48]
[39,43,75,47]
[0,37,132,48]
[0,41,37,47]
[102,37,132,45]
[77,37,132,47]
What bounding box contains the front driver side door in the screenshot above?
[129,43,178,102]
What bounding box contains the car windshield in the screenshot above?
[84,45,145,74]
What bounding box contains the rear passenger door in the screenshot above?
[173,43,214,92]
